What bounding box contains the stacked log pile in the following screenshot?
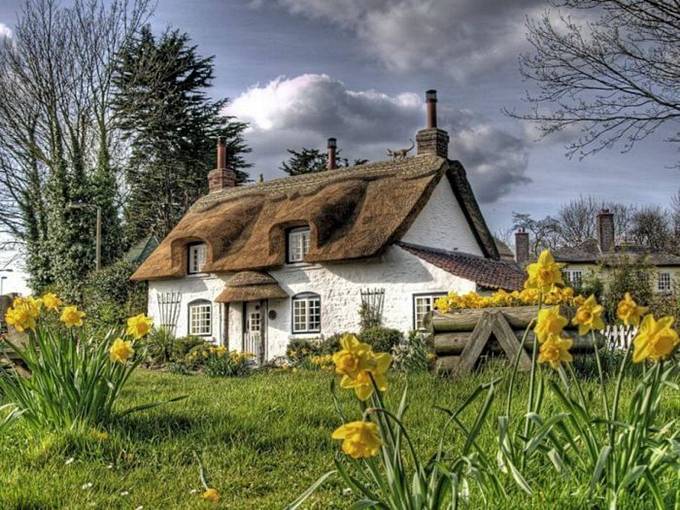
[428,305,600,376]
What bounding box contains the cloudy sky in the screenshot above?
[0,0,678,237]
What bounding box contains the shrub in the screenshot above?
[80,260,147,331]
[183,342,213,370]
[170,335,207,362]
[143,327,175,366]
[286,338,322,365]
[359,326,403,353]
[391,331,432,373]
[204,347,253,377]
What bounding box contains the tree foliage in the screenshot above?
[280,147,368,176]
[0,0,151,297]
[514,0,680,162]
[113,26,250,243]
[513,193,680,255]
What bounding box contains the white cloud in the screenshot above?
[265,0,544,80]
[227,74,530,202]
[0,23,13,40]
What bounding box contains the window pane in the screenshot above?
[288,229,310,263]
[189,244,207,273]
[189,303,211,335]
[414,295,443,330]
[292,295,320,332]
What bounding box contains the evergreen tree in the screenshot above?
[113,26,250,243]
[280,147,367,176]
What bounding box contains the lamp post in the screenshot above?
[68,203,102,271]
[0,269,12,296]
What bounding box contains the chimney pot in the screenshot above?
[416,89,449,158]
[515,229,530,265]
[217,136,227,169]
[425,89,437,129]
[327,137,337,170]
[208,137,236,193]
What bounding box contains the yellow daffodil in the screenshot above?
[519,287,540,305]
[572,294,586,308]
[60,305,85,327]
[4,302,37,332]
[572,295,605,335]
[126,313,153,339]
[534,306,568,343]
[632,314,679,363]
[339,352,391,400]
[41,292,62,311]
[109,338,135,363]
[202,488,220,502]
[332,334,373,378]
[538,334,573,369]
[616,292,648,327]
[331,420,382,459]
[525,250,565,292]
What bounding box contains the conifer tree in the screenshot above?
[113,26,250,243]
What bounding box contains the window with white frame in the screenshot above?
[292,293,321,333]
[187,243,207,274]
[188,300,211,336]
[287,227,310,263]
[565,270,583,288]
[657,272,671,292]
[413,293,446,331]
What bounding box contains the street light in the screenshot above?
[0,269,12,296]
[67,203,102,271]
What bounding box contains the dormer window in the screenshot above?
[188,243,207,274]
[287,227,310,263]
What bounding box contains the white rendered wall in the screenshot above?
[148,245,475,359]
[401,177,483,256]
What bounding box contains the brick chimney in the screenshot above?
[416,89,449,158]
[597,208,615,253]
[327,137,337,170]
[515,229,530,265]
[208,137,237,193]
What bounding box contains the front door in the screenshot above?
[244,300,265,363]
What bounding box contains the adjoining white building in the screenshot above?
[131,90,523,362]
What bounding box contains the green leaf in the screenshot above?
[285,470,337,510]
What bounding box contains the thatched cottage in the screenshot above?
[131,90,523,361]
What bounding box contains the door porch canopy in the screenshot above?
[215,271,288,303]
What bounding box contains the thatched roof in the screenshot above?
[398,242,525,291]
[132,154,498,281]
[215,271,288,303]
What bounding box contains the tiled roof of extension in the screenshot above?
[131,155,499,281]
[398,242,526,291]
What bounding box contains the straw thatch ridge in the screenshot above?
[227,271,279,287]
[215,284,288,303]
[131,154,498,281]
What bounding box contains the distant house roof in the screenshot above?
[132,155,499,281]
[125,235,160,266]
[493,237,515,261]
[398,242,525,291]
[553,239,680,267]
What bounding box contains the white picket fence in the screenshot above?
[603,324,638,351]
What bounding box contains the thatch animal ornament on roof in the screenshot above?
[386,139,414,160]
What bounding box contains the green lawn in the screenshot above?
[1,367,678,509]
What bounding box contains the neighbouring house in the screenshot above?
[514,209,680,294]
[131,90,524,362]
[125,235,160,266]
